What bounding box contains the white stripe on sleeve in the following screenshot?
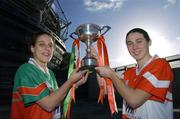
[143,72,170,88]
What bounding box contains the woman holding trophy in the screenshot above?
[10,31,89,119]
[94,28,173,119]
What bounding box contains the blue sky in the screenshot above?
[57,0,180,68]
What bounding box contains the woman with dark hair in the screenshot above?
[95,28,173,119]
[10,31,88,119]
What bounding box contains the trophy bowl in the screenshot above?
[76,24,101,43]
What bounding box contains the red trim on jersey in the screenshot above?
[18,83,47,96]
[12,92,22,102]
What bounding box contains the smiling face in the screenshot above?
[126,32,151,62]
[30,34,54,66]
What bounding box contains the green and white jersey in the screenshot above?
[11,58,60,119]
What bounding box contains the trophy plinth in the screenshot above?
[79,56,97,72]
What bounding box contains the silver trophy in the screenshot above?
[70,23,111,71]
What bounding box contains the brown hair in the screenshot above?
[126,28,151,43]
[30,31,54,46]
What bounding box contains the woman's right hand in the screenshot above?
[95,66,114,79]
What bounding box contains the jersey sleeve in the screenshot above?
[15,64,50,106]
[137,59,173,101]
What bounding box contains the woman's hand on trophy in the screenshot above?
[95,66,114,79]
[75,71,89,88]
[69,69,89,85]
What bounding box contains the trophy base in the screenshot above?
[82,56,97,66]
[78,57,97,79]
[78,65,96,72]
[78,65,97,82]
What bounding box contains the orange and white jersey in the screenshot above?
[122,55,173,119]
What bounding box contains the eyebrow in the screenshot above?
[136,38,144,40]
[127,38,143,41]
[37,40,53,43]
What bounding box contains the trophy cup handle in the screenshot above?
[70,32,77,39]
[101,26,111,35]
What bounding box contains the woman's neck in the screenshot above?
[137,54,152,70]
[32,58,48,72]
